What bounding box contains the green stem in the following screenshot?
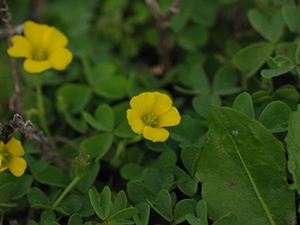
[242,74,248,91]
[36,74,51,137]
[52,175,81,210]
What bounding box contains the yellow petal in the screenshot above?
[0,141,4,149]
[5,137,25,156]
[152,92,173,117]
[127,109,145,134]
[7,156,27,177]
[7,35,32,58]
[24,21,50,49]
[0,154,2,168]
[157,107,181,128]
[43,27,68,54]
[24,59,51,73]
[48,47,73,70]
[0,166,8,173]
[130,92,155,117]
[143,126,169,142]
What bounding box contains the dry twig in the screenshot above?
[0,24,23,42]
[0,114,70,170]
[145,0,183,74]
[0,0,24,117]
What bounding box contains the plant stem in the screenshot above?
[52,175,81,210]
[36,73,51,137]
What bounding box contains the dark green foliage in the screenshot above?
[1,0,300,224]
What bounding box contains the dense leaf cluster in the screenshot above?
[1,0,300,224]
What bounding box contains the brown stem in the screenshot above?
[0,114,70,170]
[0,0,24,117]
[165,0,183,20]
[145,0,183,74]
[28,0,47,23]
[0,24,23,42]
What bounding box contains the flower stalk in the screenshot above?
[51,175,81,210]
[36,73,51,137]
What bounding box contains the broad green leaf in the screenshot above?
[247,10,284,43]
[178,178,198,196]
[258,101,291,133]
[41,210,56,225]
[108,207,138,223]
[282,5,300,33]
[147,189,173,222]
[120,163,143,180]
[83,104,114,131]
[75,162,100,193]
[193,94,222,118]
[169,115,207,146]
[232,42,273,78]
[285,106,300,193]
[94,76,127,100]
[232,92,254,119]
[170,0,193,31]
[142,168,174,193]
[174,199,197,224]
[196,106,295,225]
[190,65,210,95]
[275,84,299,111]
[77,195,95,218]
[68,213,83,225]
[0,182,17,207]
[133,203,150,225]
[164,165,190,181]
[89,189,102,219]
[153,150,177,171]
[36,166,69,187]
[25,154,49,177]
[127,180,156,203]
[177,25,209,51]
[186,214,204,225]
[27,187,51,209]
[213,213,238,225]
[110,190,128,216]
[191,0,219,27]
[196,200,208,224]
[276,42,298,62]
[87,62,116,85]
[181,146,202,176]
[114,121,136,138]
[56,195,82,215]
[145,138,178,152]
[261,56,294,78]
[0,173,33,200]
[213,66,242,95]
[99,186,111,220]
[80,133,113,161]
[56,84,92,114]
[64,111,88,134]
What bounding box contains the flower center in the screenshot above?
[142,113,157,127]
[32,48,47,61]
[0,147,10,163]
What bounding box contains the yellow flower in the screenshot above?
[0,137,27,177]
[127,92,181,142]
[7,20,73,73]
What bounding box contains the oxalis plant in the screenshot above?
[0,0,300,224]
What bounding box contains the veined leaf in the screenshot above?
[285,106,300,193]
[196,106,295,225]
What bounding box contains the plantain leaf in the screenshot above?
[285,105,300,194]
[196,106,295,225]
